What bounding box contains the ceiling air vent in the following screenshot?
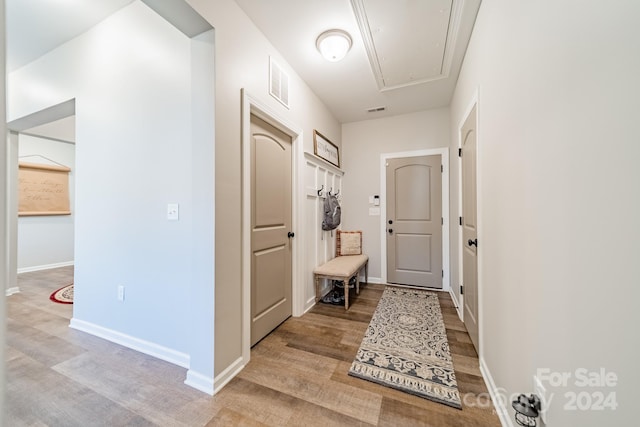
[269,57,290,109]
[366,106,386,113]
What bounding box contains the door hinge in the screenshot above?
[441,164,443,173]
[460,285,464,295]
[458,148,462,157]
[459,216,463,226]
[441,217,443,225]
[442,270,444,278]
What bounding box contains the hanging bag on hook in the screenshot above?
[322,193,341,231]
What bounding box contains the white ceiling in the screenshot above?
[235,0,481,122]
[6,0,135,72]
[6,0,481,124]
[23,116,76,144]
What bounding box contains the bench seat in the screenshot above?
[313,254,369,310]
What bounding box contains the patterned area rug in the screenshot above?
[348,286,461,409]
[50,284,73,304]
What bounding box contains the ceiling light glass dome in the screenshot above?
[316,29,352,62]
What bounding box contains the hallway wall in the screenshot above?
[450,0,640,425]
[7,1,212,378]
[187,0,342,379]
[341,109,450,283]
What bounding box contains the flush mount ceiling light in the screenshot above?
[316,29,352,62]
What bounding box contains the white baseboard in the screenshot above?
[213,356,245,394]
[364,276,383,284]
[69,318,190,369]
[18,261,74,274]
[6,287,20,296]
[185,369,215,395]
[479,357,513,427]
[303,296,317,314]
[449,289,463,321]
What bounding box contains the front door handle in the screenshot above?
[288,232,295,238]
[468,238,477,247]
[388,229,393,234]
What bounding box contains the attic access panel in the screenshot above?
[352,0,454,90]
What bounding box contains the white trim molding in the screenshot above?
[17,261,74,274]
[185,369,215,396]
[303,151,343,175]
[301,152,344,314]
[449,288,462,320]
[351,0,466,91]
[212,356,245,395]
[480,357,514,427]
[6,287,20,296]
[380,148,450,291]
[69,318,190,369]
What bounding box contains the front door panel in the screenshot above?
[386,155,442,288]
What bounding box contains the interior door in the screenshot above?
[386,155,442,288]
[461,104,479,352]
[250,115,292,346]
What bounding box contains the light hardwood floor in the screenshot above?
[6,267,500,426]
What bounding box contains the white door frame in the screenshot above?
[240,89,304,364]
[456,89,483,356]
[380,148,450,290]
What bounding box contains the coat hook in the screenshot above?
[317,184,324,196]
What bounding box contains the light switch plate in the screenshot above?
[167,203,179,221]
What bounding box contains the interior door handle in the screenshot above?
[468,238,477,247]
[388,229,393,234]
[288,232,295,238]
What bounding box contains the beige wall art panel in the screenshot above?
[18,162,71,216]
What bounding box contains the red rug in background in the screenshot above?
[50,284,74,304]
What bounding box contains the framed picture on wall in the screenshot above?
[313,130,340,168]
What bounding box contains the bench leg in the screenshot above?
[315,275,320,303]
[365,261,368,285]
[344,277,349,310]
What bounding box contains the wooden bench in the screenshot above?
[313,254,368,310]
